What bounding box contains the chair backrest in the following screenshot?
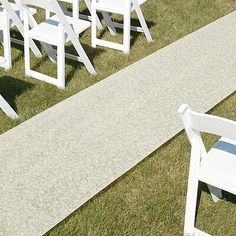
[178,104,236,150]
[0,0,42,59]
[17,0,56,13]
[0,0,24,31]
[135,0,147,6]
[1,0,36,34]
[17,0,78,43]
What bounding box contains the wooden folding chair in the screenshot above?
[0,0,41,69]
[178,104,236,235]
[18,0,96,89]
[91,0,153,53]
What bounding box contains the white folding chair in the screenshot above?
[178,104,236,236]
[91,0,153,54]
[0,0,41,70]
[18,0,96,89]
[0,95,18,118]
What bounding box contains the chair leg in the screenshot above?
[0,95,18,119]
[57,25,65,89]
[123,10,131,54]
[24,37,31,76]
[207,184,222,203]
[78,46,96,75]
[84,0,103,30]
[41,42,57,63]
[23,11,31,76]
[91,0,97,48]
[133,1,153,43]
[3,10,11,70]
[184,177,199,235]
[101,11,117,36]
[183,146,201,236]
[0,30,3,43]
[70,32,96,74]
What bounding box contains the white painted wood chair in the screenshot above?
[18,0,96,89]
[0,95,18,118]
[0,0,41,70]
[178,104,236,236]
[91,0,153,53]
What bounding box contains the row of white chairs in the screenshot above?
[0,0,152,118]
[0,0,153,90]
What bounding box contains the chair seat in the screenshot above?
[199,137,236,195]
[29,15,91,45]
[0,3,36,29]
[95,0,146,14]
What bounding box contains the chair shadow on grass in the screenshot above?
[0,76,34,112]
[97,18,155,48]
[194,182,236,224]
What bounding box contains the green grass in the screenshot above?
[1,0,236,235]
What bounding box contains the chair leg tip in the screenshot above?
[123,51,130,55]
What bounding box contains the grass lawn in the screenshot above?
[1,0,236,235]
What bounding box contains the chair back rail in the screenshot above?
[179,104,236,141]
[18,0,82,45]
[0,0,42,58]
[18,0,56,13]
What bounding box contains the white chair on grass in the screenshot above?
[0,0,41,70]
[18,0,96,89]
[178,104,236,236]
[91,0,153,54]
[0,93,18,118]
